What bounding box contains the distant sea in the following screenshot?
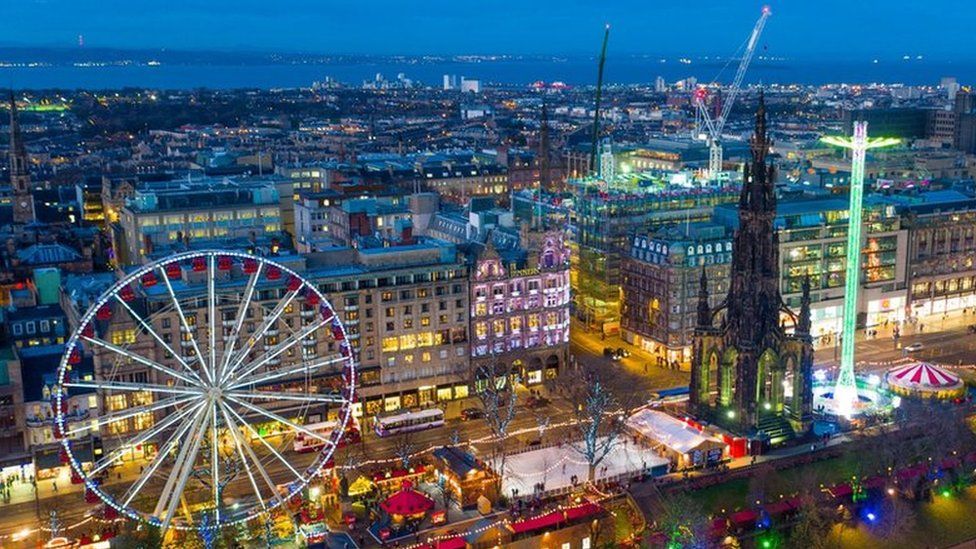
[2,56,975,90]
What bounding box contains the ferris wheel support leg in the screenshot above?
[122,401,206,508]
[219,402,271,510]
[155,408,210,531]
[223,403,304,482]
[89,402,199,477]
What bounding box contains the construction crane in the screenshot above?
[589,24,611,176]
[695,6,771,181]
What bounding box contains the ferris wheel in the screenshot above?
[53,250,357,532]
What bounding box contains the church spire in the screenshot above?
[9,91,35,224]
[696,266,711,327]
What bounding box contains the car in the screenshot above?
[460,407,483,421]
[904,342,925,353]
[603,347,621,361]
[616,347,631,358]
[526,395,550,409]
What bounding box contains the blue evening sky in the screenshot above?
[1,0,973,60]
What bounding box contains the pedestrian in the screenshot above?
[52,481,57,493]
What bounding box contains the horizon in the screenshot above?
[2,0,974,60]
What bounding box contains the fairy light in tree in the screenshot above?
[821,122,899,416]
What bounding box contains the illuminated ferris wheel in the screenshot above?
[53,250,357,532]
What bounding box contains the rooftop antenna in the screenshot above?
[589,24,610,176]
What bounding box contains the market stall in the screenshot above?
[885,361,966,400]
[625,409,727,469]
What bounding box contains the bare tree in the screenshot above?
[432,477,459,522]
[393,434,416,469]
[654,492,709,549]
[472,359,518,479]
[789,495,836,549]
[558,368,627,482]
[746,462,781,506]
[867,496,916,541]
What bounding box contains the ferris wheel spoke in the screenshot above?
[64,380,203,396]
[210,400,220,523]
[156,408,211,532]
[228,355,346,390]
[227,390,345,406]
[219,261,263,386]
[208,254,219,385]
[88,402,200,477]
[222,403,305,482]
[227,396,333,445]
[227,318,330,387]
[218,402,271,510]
[123,401,206,508]
[64,393,197,437]
[159,265,211,385]
[81,336,201,388]
[220,286,303,386]
[114,296,203,385]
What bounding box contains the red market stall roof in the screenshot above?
[863,476,887,490]
[507,503,604,535]
[765,497,801,516]
[415,537,466,549]
[896,464,929,481]
[729,509,759,528]
[827,483,852,499]
[380,481,435,516]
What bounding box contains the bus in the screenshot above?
[293,418,361,453]
[374,409,445,437]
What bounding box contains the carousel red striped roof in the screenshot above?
[886,362,962,389]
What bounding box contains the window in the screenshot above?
[26,322,36,335]
[12,324,22,336]
[385,307,395,318]
[111,329,137,345]
[39,320,50,333]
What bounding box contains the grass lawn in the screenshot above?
[684,453,867,514]
[679,453,976,547]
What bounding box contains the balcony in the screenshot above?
[180,325,197,333]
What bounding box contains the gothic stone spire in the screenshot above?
[9,92,35,224]
[697,266,711,327]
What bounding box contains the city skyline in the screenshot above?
[1,0,974,60]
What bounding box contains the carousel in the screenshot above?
[886,361,966,400]
[379,480,435,525]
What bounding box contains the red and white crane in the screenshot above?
[695,5,771,181]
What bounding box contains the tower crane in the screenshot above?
[590,24,611,176]
[696,6,771,181]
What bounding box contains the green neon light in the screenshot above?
[821,123,898,415]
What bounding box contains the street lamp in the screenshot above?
[821,122,899,416]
